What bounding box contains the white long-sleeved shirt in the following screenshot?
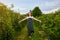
[19,16,41,23]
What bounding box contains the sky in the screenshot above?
[0,0,60,14]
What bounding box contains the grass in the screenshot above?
[15,26,49,40]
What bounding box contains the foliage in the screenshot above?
[32,7,42,17]
[0,3,21,40]
[38,13,60,40]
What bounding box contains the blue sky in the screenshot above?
[0,0,60,14]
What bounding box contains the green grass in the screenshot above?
[15,26,48,40]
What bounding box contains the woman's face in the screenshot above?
[29,12,32,16]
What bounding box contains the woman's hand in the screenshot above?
[39,20,41,23]
[33,17,41,23]
[18,17,27,24]
[37,20,41,23]
[18,21,21,24]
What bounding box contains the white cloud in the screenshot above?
[13,7,26,11]
[46,1,60,6]
[40,0,60,13]
[40,0,60,7]
[12,6,29,14]
[43,7,60,14]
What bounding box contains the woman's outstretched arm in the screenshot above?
[33,17,41,23]
[18,17,27,23]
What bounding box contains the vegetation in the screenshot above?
[0,3,60,40]
[32,7,42,17]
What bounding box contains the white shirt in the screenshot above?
[26,16,34,19]
[19,16,41,23]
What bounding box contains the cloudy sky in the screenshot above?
[0,0,60,14]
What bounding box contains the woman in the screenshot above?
[18,11,41,38]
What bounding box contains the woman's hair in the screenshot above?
[26,10,32,16]
[27,12,32,16]
[26,13,29,16]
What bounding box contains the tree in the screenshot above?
[32,7,42,17]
